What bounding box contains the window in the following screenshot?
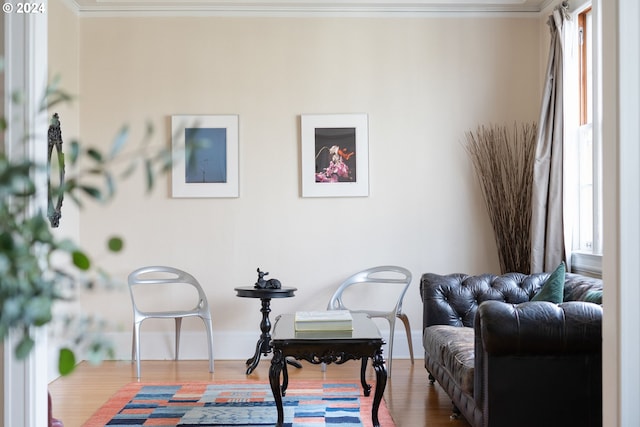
[570,5,603,277]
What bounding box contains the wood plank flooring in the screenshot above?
[48,358,471,427]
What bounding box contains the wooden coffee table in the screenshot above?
[268,312,387,427]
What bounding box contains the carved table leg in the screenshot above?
[282,358,289,396]
[360,357,372,396]
[371,350,387,427]
[269,348,286,427]
[245,338,266,374]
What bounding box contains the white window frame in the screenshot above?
[568,3,603,278]
[3,9,50,427]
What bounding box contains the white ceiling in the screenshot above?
[68,0,557,15]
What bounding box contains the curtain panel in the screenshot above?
[531,4,573,273]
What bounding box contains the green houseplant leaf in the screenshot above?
[58,347,76,376]
[107,237,124,252]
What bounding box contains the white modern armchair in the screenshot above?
[128,266,215,378]
[327,265,414,377]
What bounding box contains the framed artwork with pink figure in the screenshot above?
[300,113,369,197]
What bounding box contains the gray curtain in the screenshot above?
[530,4,570,273]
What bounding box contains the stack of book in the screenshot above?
[294,310,353,331]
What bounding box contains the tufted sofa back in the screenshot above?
[420,271,603,328]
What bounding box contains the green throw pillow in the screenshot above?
[532,261,566,304]
[583,289,603,304]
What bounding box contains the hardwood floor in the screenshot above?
[48,358,471,427]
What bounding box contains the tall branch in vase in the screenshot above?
[465,123,537,274]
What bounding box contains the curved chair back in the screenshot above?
[128,266,210,316]
[327,265,412,316]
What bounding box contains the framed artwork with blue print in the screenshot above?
[171,114,239,198]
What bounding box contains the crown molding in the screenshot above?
[64,0,555,17]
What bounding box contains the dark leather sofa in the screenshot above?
[420,272,603,427]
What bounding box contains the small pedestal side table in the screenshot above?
[234,286,299,375]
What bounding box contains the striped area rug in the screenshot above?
[82,380,395,427]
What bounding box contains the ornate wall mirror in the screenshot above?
[47,113,65,227]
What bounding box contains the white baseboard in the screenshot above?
[47,328,423,382]
[103,329,422,361]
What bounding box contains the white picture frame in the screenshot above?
[300,113,369,197]
[171,114,239,198]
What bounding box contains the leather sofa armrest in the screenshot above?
[475,300,602,355]
[473,300,603,426]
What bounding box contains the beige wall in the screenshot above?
[48,0,81,380]
[51,6,542,360]
[49,0,80,241]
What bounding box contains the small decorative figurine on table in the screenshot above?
[255,268,281,289]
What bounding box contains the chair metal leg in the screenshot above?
[386,318,395,378]
[131,326,136,362]
[174,317,182,361]
[203,315,215,372]
[397,313,414,364]
[133,321,142,378]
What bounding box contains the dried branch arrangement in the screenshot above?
[465,123,537,274]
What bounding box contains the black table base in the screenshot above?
[269,330,387,427]
[234,286,301,375]
[244,297,272,374]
